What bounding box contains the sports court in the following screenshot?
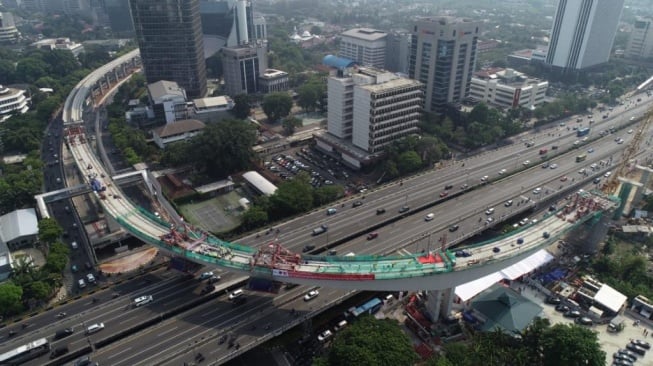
[178,189,247,233]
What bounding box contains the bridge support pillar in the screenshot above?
[633,165,653,211]
[579,211,614,254]
[105,211,122,233]
[423,287,455,322]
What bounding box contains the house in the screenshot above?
[470,285,543,333]
[0,208,39,250]
[152,119,206,149]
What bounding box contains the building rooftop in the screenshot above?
[242,171,278,196]
[153,119,205,138]
[357,76,422,93]
[0,208,38,244]
[341,28,388,41]
[260,69,288,79]
[473,68,545,88]
[148,80,186,102]
[323,55,358,70]
[193,96,233,110]
[471,285,543,333]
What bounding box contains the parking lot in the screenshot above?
[265,147,371,195]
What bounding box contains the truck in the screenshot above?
[90,178,106,192]
[607,315,625,333]
[577,127,590,137]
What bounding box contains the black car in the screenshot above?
[200,285,215,295]
[448,225,460,232]
[563,310,581,318]
[575,316,593,326]
[50,345,69,359]
[632,339,651,349]
[444,184,453,190]
[546,296,562,305]
[614,352,636,363]
[612,359,634,366]
[454,250,472,258]
[554,304,569,313]
[616,349,638,362]
[376,208,386,215]
[54,328,74,340]
[302,245,316,253]
[352,201,363,207]
[626,343,646,356]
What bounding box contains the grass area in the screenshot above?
[178,189,249,233]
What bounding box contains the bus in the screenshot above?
[352,298,383,317]
[577,127,590,137]
[0,338,50,365]
[576,154,587,163]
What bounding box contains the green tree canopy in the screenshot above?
[396,151,422,175]
[232,94,252,119]
[269,172,314,217]
[241,206,269,230]
[0,283,23,316]
[38,217,64,244]
[540,323,605,366]
[282,116,302,135]
[318,315,418,366]
[262,92,293,122]
[296,79,325,112]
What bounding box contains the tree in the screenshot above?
[38,218,64,244]
[232,94,252,119]
[0,283,23,316]
[262,92,293,122]
[296,80,325,112]
[396,151,422,174]
[269,172,314,217]
[26,281,51,302]
[313,185,344,206]
[241,206,269,230]
[318,315,418,366]
[282,116,302,135]
[540,323,605,366]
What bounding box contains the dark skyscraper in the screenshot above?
[130,0,207,98]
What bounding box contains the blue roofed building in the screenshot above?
[322,55,358,71]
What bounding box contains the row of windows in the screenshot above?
[371,102,422,116]
[371,93,423,108]
[370,112,420,128]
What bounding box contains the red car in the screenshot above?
[439,191,449,198]
[560,176,568,182]
[367,232,378,240]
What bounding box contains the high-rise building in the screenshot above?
[385,31,411,74]
[130,0,207,98]
[102,0,134,34]
[409,16,481,114]
[339,28,387,69]
[0,12,20,44]
[222,42,268,96]
[626,18,653,60]
[328,65,423,154]
[545,0,625,70]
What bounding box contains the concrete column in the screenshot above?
[423,288,455,321]
[634,165,653,209]
[105,211,122,233]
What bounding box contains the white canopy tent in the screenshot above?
[594,284,627,313]
[455,249,555,302]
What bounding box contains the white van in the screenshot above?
[134,295,153,307]
[78,279,86,289]
[85,323,104,334]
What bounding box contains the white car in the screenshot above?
[134,295,154,307]
[498,169,507,175]
[504,200,513,207]
[533,187,542,194]
[480,175,489,182]
[228,289,244,300]
[199,271,214,280]
[604,171,612,178]
[304,290,319,301]
[549,164,558,169]
[523,160,530,166]
[485,208,495,215]
[317,330,333,342]
[86,273,96,283]
[424,213,435,221]
[628,129,634,134]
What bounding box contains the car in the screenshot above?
[549,205,557,212]
[352,201,363,207]
[454,250,472,257]
[587,148,594,153]
[134,295,154,306]
[554,304,570,313]
[78,279,86,288]
[563,310,581,318]
[486,217,494,224]
[560,176,568,182]
[439,191,449,198]
[492,247,500,253]
[626,343,646,356]
[593,177,601,184]
[208,275,221,284]
[578,168,586,174]
[613,353,636,363]
[532,187,542,194]
[460,184,469,190]
[376,208,386,215]
[71,264,78,273]
[398,206,410,213]
[549,164,558,169]
[302,245,315,253]
[480,175,489,182]
[590,163,598,170]
[50,345,69,359]
[546,296,561,305]
[575,316,593,326]
[317,330,333,342]
[326,208,337,215]
[199,272,214,281]
[304,290,319,301]
[605,171,612,177]
[54,327,74,340]
[499,169,507,175]
[228,289,244,300]
[573,140,580,146]
[616,349,638,361]
[71,241,78,250]
[485,208,495,215]
[86,273,96,283]
[523,160,530,166]
[425,213,435,221]
[541,162,549,169]
[200,285,215,295]
[617,138,624,144]
[85,323,104,335]
[366,232,379,240]
[448,224,460,232]
[632,339,650,349]
[504,200,513,207]
[444,184,453,190]
[613,359,634,366]
[628,129,634,134]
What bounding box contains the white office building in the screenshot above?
[545,0,625,70]
[626,18,653,60]
[0,85,29,122]
[469,68,548,110]
[339,28,387,69]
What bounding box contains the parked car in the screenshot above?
[485,208,495,215]
[554,304,569,313]
[626,343,646,356]
[454,250,472,258]
[504,200,513,207]
[317,330,333,342]
[632,339,651,349]
[563,310,581,318]
[575,316,593,326]
[546,296,561,305]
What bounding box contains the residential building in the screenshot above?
[152,119,206,149]
[385,31,411,74]
[222,42,268,96]
[31,38,85,57]
[626,18,653,60]
[147,80,188,124]
[0,12,19,44]
[0,208,39,250]
[130,0,207,98]
[469,68,548,110]
[470,285,543,333]
[339,28,387,69]
[258,69,289,93]
[545,0,625,71]
[191,96,234,123]
[409,16,481,114]
[0,85,29,122]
